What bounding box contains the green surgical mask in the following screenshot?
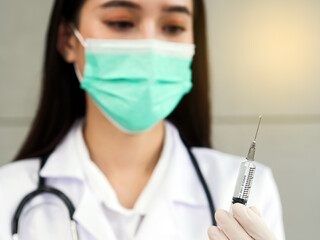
[73,28,195,133]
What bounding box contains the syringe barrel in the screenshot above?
[232,160,256,205]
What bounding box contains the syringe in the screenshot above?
[231,116,262,206]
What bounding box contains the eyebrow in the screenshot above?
[163,6,192,16]
[101,0,141,10]
[101,0,192,16]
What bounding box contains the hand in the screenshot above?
[208,203,276,240]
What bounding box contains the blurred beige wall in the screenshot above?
[206,0,320,239]
[0,0,319,239]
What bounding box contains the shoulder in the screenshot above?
[0,158,41,206]
[0,158,40,199]
[0,159,40,238]
[0,158,40,187]
[191,147,272,180]
[192,147,245,169]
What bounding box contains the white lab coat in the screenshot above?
[0,121,285,240]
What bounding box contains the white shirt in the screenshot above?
[0,120,286,240]
[75,119,173,239]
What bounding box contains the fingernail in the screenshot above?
[232,203,248,218]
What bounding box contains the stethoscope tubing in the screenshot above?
[11,186,78,239]
[11,138,216,239]
[186,147,217,226]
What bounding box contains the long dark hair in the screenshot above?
[14,0,211,160]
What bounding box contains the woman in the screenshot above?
[0,0,285,239]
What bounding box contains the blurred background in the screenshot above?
[0,0,319,239]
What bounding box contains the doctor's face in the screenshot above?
[64,0,194,71]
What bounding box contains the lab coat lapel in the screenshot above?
[167,126,209,207]
[74,184,117,240]
[135,192,179,240]
[136,123,210,240]
[39,122,117,240]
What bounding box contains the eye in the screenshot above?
[163,25,186,35]
[107,21,134,30]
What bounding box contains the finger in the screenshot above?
[215,209,253,240]
[208,226,229,240]
[249,206,262,217]
[232,204,276,240]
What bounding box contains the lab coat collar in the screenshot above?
[39,119,209,239]
[40,119,208,207]
[39,120,85,180]
[74,184,118,240]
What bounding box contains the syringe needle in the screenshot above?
[246,116,262,161]
[254,115,262,142]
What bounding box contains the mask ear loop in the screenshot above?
[69,24,87,82]
[70,23,88,48]
[73,64,83,82]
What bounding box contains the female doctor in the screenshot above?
[0,0,285,239]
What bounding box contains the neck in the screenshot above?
[83,96,165,179]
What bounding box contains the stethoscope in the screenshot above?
[11,139,217,240]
